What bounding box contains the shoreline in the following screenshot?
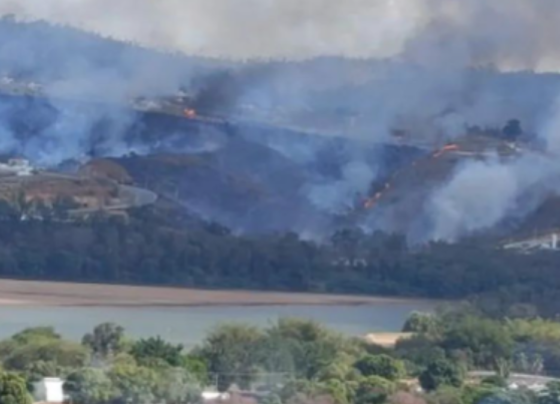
[0,279,438,308]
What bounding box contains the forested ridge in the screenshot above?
[0,201,558,317]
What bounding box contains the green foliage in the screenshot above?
[395,335,446,375]
[130,337,184,367]
[354,354,406,381]
[0,372,31,404]
[65,368,117,404]
[480,375,507,388]
[442,317,513,369]
[108,362,159,404]
[265,318,345,379]
[322,378,351,404]
[182,355,209,384]
[198,324,264,391]
[419,359,464,392]
[0,330,88,371]
[506,319,560,344]
[0,210,559,318]
[354,376,395,404]
[24,360,66,383]
[426,386,464,404]
[153,367,202,404]
[11,327,61,344]
[402,312,438,334]
[82,323,126,359]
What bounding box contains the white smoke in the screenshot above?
[427,95,560,241]
[308,159,377,213]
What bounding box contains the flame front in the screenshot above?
[432,144,459,158]
[184,108,197,118]
[362,143,460,210]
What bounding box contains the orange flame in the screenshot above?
[363,183,391,209]
[184,108,197,118]
[432,144,459,158]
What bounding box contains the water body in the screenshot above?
[0,301,436,347]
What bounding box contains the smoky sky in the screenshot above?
[0,0,559,70]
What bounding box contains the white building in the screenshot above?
[503,233,559,253]
[0,158,34,177]
[33,377,65,404]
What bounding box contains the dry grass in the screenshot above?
[0,279,432,308]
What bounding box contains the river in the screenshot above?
[0,301,436,347]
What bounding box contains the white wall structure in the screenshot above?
[0,158,34,177]
[503,232,560,253]
[33,377,65,403]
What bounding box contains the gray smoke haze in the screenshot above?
[1,0,560,69]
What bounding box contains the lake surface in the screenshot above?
[0,301,436,347]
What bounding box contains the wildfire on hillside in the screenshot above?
[362,143,460,210]
[363,182,391,209]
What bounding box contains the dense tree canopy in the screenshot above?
[0,208,557,318]
[0,372,31,404]
[0,311,557,404]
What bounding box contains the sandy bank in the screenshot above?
[0,279,436,308]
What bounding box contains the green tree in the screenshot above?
[419,359,464,391]
[395,335,446,375]
[3,339,88,371]
[426,386,464,404]
[23,360,65,384]
[130,337,184,368]
[0,372,32,404]
[108,362,159,404]
[265,318,345,379]
[354,355,405,381]
[442,317,513,369]
[11,327,61,344]
[154,367,202,404]
[197,324,264,391]
[322,379,350,404]
[354,376,395,404]
[183,355,209,384]
[82,323,126,359]
[402,312,439,334]
[65,368,116,404]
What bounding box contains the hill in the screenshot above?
[1,19,560,244]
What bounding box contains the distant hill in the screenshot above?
[0,16,229,84]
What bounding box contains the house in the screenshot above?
[33,377,65,404]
